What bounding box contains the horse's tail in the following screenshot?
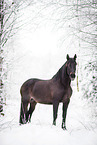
[19,83,29,124]
[19,102,24,124]
[19,101,27,124]
[19,102,22,124]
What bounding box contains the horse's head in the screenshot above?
[66,54,77,81]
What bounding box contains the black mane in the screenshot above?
[52,61,71,87]
[52,64,65,80]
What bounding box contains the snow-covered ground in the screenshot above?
[0,123,97,145]
[0,2,97,145]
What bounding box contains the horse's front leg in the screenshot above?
[62,99,70,130]
[53,100,59,126]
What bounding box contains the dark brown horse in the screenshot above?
[19,54,77,129]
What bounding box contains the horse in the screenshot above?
[19,54,77,130]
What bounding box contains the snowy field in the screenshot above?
[0,1,97,145]
[0,123,97,145]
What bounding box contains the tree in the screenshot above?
[0,0,4,115]
[0,0,36,115]
[74,0,97,100]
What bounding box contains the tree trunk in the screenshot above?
[0,0,4,114]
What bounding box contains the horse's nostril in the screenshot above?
[71,73,75,78]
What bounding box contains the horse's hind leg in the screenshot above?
[19,102,28,124]
[27,100,37,123]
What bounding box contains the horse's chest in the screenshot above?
[61,87,72,102]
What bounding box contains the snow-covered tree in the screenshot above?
[0,0,36,114]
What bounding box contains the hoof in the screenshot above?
[62,122,67,130]
[53,121,56,126]
[62,126,67,130]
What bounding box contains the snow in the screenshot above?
[0,123,97,145]
[1,1,97,145]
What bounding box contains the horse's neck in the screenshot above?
[60,64,71,87]
[64,75,71,87]
[52,63,71,87]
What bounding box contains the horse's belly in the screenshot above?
[32,93,53,104]
[32,81,53,104]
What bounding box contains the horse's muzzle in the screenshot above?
[70,72,75,80]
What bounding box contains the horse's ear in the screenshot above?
[66,54,69,60]
[74,54,77,60]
